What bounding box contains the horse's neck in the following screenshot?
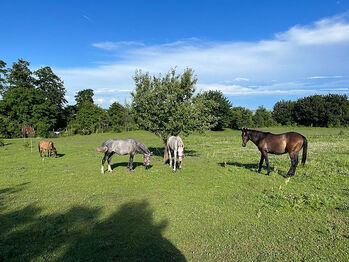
[136,143,148,154]
[250,131,264,146]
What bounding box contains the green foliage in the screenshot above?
[36,121,51,138]
[0,59,67,138]
[108,102,129,132]
[230,106,254,129]
[0,59,7,95]
[272,100,295,125]
[194,90,232,130]
[252,106,275,127]
[74,102,109,134]
[131,68,213,142]
[75,89,94,106]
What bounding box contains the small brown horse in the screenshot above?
[22,126,35,138]
[38,141,57,158]
[240,128,307,178]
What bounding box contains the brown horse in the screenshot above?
[22,126,35,138]
[38,141,57,158]
[240,128,307,178]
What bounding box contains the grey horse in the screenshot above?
[97,139,152,173]
[167,136,184,172]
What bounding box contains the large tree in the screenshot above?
[7,59,34,89]
[230,106,254,129]
[131,68,213,161]
[75,89,94,106]
[0,60,7,95]
[272,100,295,125]
[253,106,275,127]
[193,90,232,130]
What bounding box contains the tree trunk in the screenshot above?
[163,140,169,163]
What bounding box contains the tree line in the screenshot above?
[1,59,348,140]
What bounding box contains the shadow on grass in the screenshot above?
[148,147,198,157]
[111,162,152,170]
[219,161,288,177]
[0,187,186,261]
[56,153,65,158]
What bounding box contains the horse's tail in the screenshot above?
[96,146,108,153]
[301,136,307,166]
[38,142,40,153]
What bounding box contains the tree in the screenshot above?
[75,89,94,106]
[131,68,213,161]
[193,90,232,130]
[272,100,295,125]
[108,102,126,132]
[253,106,275,127]
[293,95,326,126]
[0,60,7,95]
[7,59,34,89]
[74,101,109,134]
[34,66,67,108]
[230,107,254,129]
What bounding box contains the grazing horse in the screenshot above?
[96,139,152,174]
[240,128,307,178]
[167,136,184,172]
[22,126,35,138]
[38,141,57,158]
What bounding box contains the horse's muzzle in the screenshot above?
[242,143,246,147]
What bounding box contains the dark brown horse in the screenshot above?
[38,141,57,158]
[240,128,307,178]
[22,126,35,138]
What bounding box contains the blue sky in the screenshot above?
[2,0,349,109]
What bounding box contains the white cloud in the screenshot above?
[95,98,106,104]
[92,41,145,50]
[234,77,249,82]
[308,75,344,79]
[57,13,349,108]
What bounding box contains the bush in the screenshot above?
[36,122,51,138]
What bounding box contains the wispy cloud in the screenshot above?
[58,13,349,108]
[92,41,145,51]
[307,75,344,79]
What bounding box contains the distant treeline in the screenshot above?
[0,59,348,138]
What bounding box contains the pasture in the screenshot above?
[0,127,348,261]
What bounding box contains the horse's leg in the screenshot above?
[107,152,114,172]
[263,151,270,175]
[286,153,298,178]
[128,153,134,172]
[168,147,172,167]
[173,149,177,172]
[258,152,264,173]
[101,152,108,174]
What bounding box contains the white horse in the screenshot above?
[167,136,184,172]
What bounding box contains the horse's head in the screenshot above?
[178,145,184,163]
[241,128,251,147]
[143,152,152,169]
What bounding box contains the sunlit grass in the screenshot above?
[0,128,348,261]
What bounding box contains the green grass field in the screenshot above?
[0,127,348,261]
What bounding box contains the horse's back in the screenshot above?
[104,138,138,155]
[39,140,53,150]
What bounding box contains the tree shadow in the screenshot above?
[0,187,186,261]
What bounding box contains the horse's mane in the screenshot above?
[136,141,150,154]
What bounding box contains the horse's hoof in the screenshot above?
[266,173,270,176]
[172,170,176,173]
[128,169,134,172]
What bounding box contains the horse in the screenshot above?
[240,128,307,178]
[22,126,35,138]
[38,141,57,158]
[96,138,152,174]
[167,136,184,172]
